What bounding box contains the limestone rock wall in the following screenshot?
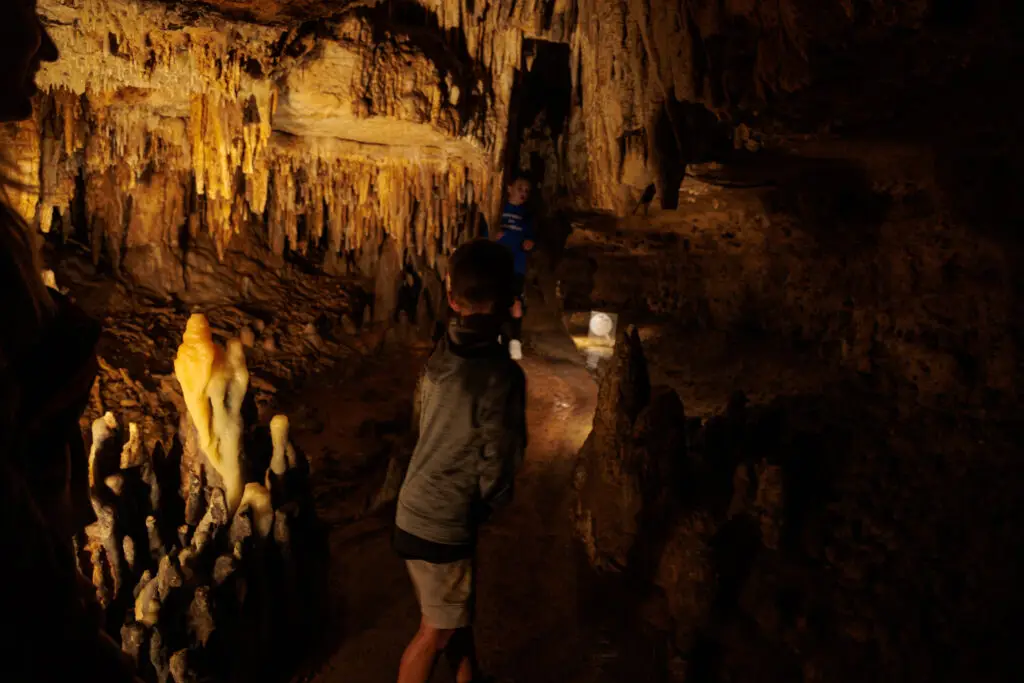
[14,0,515,295]
[568,0,1018,212]
[574,325,1024,683]
[20,0,1013,283]
[557,144,1022,412]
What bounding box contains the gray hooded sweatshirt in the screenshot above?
[395,315,527,550]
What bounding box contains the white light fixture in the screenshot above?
[588,311,617,341]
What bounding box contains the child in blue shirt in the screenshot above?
[494,174,535,360]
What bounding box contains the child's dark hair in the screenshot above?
[507,171,531,186]
[448,239,515,313]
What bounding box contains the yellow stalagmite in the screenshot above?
[174,314,222,454]
[238,483,274,538]
[174,314,252,514]
[269,414,293,476]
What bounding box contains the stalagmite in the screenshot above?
[178,524,191,549]
[188,587,216,648]
[192,488,229,555]
[174,315,220,455]
[175,314,249,514]
[184,471,205,527]
[63,304,320,683]
[121,422,144,469]
[123,536,137,572]
[268,415,293,477]
[90,542,111,608]
[228,507,253,550]
[141,452,162,514]
[170,649,197,683]
[213,554,239,587]
[133,570,153,601]
[104,473,125,497]
[89,412,120,488]
[156,554,184,601]
[177,547,198,583]
[147,515,165,563]
[90,496,123,602]
[150,628,171,683]
[121,623,148,668]
[205,338,248,511]
[135,572,161,627]
[237,483,274,539]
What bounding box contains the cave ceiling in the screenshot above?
[158,0,381,23]
[15,0,1022,275]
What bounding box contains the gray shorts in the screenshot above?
[406,558,474,630]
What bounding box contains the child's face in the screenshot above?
[508,179,530,205]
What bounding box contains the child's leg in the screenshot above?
[398,620,451,683]
[510,300,524,340]
[399,559,475,683]
[510,273,526,341]
[445,553,480,682]
[508,297,524,359]
[444,628,480,683]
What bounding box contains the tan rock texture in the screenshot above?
[9,2,1024,680]
[573,327,692,573]
[17,0,1016,290]
[20,0,505,294]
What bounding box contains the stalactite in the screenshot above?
[21,0,595,284]
[23,0,769,253]
[263,140,491,261]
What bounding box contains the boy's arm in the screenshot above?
[522,214,536,251]
[476,365,527,518]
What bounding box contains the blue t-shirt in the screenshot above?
[496,202,533,274]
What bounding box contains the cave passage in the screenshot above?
[502,39,573,203]
[7,1,1024,683]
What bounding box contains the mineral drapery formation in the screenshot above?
[15,0,1011,291]
[77,315,323,683]
[15,0,512,294]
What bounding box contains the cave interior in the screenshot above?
[5,0,1024,682]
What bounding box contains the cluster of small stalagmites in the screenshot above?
[76,320,316,683]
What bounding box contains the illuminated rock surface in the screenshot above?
[79,318,323,683]
[13,1,1023,682]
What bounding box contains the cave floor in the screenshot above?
[284,321,671,683]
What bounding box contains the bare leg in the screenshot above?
[510,298,524,340]
[398,620,453,683]
[444,627,480,683]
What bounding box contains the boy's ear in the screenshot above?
[447,288,462,314]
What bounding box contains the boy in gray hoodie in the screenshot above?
[394,239,527,683]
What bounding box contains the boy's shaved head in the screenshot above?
[447,239,515,314]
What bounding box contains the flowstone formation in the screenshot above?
[13,0,1013,313]
[77,314,322,683]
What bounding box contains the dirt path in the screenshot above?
[288,321,666,683]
